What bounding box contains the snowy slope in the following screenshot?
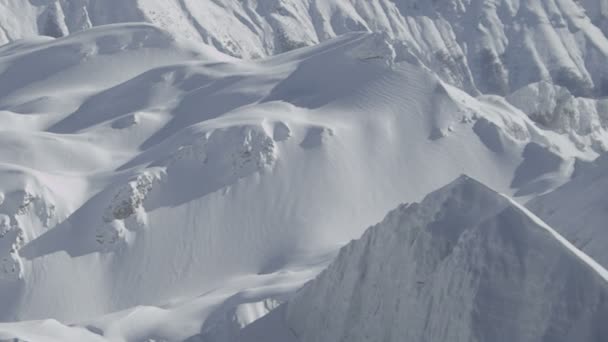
[528,153,608,268]
[0,21,599,340]
[2,0,608,98]
[243,176,608,342]
[581,0,608,36]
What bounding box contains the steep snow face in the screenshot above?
[528,153,608,268]
[268,176,608,342]
[2,0,608,98]
[0,23,593,332]
[0,0,142,42]
[581,0,608,36]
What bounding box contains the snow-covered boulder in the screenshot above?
[166,125,278,186]
[0,213,23,281]
[95,173,158,248]
[102,173,157,223]
[0,185,56,281]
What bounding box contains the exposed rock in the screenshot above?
[103,173,157,222]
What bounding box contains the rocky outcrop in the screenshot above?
[0,189,56,281]
[507,81,608,151]
[95,173,158,248]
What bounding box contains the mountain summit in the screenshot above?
[245,175,608,342]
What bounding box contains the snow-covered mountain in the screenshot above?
[528,153,608,268]
[0,21,569,315]
[0,1,607,341]
[3,0,608,154]
[2,0,608,97]
[244,176,608,342]
[0,19,598,339]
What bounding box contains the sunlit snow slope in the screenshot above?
[244,176,608,342]
[0,21,603,341]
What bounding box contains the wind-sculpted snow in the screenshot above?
[3,0,608,154]
[247,176,608,342]
[0,22,603,341]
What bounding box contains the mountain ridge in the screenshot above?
[2,0,608,98]
[243,175,608,342]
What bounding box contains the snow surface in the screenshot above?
[0,5,606,341]
[507,81,608,152]
[3,0,608,98]
[244,175,608,342]
[528,153,608,268]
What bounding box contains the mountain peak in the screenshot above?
[269,176,608,342]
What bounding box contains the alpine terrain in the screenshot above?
[0,0,606,341]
